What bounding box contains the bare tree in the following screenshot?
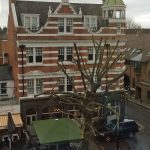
[49,36,126,149]
[126,17,141,29]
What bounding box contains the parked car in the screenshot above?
[96,118,139,142]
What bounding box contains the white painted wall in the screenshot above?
[0,80,14,100]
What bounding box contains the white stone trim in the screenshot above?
[18,52,26,55]
[17,41,125,48]
[18,58,26,61]
[44,27,58,29]
[43,57,58,60]
[43,51,58,54]
[73,22,83,25]
[11,3,18,27]
[73,27,86,29]
[19,90,27,93]
[17,33,126,37]
[46,21,58,24]
[75,85,84,88]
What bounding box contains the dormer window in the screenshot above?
[21,14,40,32]
[58,18,73,33]
[84,16,97,32]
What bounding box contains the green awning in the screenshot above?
[33,118,82,145]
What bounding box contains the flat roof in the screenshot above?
[33,118,82,145]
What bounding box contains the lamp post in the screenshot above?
[19,44,25,96]
[105,43,110,92]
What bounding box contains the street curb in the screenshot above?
[128,99,150,111]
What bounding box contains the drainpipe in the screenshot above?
[19,44,25,96]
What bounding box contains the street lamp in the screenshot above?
[105,43,110,92]
[19,44,26,96]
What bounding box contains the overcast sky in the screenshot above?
[0,0,150,28]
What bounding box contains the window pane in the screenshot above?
[26,48,33,63]
[58,48,64,61]
[27,79,34,95]
[36,79,42,94]
[67,85,72,91]
[84,17,90,27]
[59,77,65,91]
[66,26,72,32]
[108,10,113,18]
[27,117,31,125]
[59,85,65,92]
[58,18,64,32]
[67,78,72,91]
[88,47,94,60]
[66,18,73,32]
[25,16,30,28]
[32,17,38,28]
[0,83,7,94]
[35,48,42,63]
[66,47,72,61]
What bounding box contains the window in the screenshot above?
[26,47,42,64]
[58,77,72,92]
[116,10,121,18]
[88,47,94,61]
[26,114,37,125]
[27,79,43,95]
[108,10,113,18]
[58,47,73,61]
[22,14,39,32]
[147,91,150,100]
[58,18,73,33]
[0,83,7,95]
[116,23,121,34]
[84,16,97,32]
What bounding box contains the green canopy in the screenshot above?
[33,118,82,145]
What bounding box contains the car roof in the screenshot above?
[123,118,135,123]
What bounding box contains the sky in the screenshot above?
[0,0,150,28]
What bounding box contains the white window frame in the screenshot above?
[27,79,43,96]
[21,14,40,31]
[116,23,121,34]
[84,16,97,31]
[88,46,95,62]
[26,47,43,64]
[58,47,73,61]
[0,82,7,95]
[58,77,72,92]
[58,18,73,34]
[26,113,37,125]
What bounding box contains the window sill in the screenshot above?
[58,33,74,36]
[0,94,8,97]
[87,61,95,64]
[26,63,43,67]
[58,61,74,65]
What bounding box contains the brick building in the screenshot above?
[7,0,126,127]
[125,29,150,102]
[0,28,7,64]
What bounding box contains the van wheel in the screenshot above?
[105,136,111,142]
[129,132,135,138]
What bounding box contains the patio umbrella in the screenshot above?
[7,112,16,150]
[7,112,16,134]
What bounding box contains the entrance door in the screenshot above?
[26,108,37,131]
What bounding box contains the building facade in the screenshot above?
[125,29,150,102]
[7,0,126,127]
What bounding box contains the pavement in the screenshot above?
[127,96,150,111]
